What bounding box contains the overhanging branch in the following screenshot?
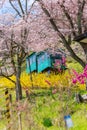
[37,0,85,67]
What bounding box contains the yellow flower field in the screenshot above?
[0,70,86,90]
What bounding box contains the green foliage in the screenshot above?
[42,117,53,127]
[0,62,86,130]
[67,61,83,72]
[0,89,87,130]
[32,89,87,130]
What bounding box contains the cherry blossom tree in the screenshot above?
[8,0,60,52]
[3,0,87,95]
[34,0,87,67]
[1,0,87,98]
[0,24,29,100]
[9,0,87,67]
[0,0,36,100]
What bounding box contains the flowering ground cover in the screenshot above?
[0,63,87,129]
[0,70,86,90]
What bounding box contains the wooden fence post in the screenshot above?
[5,88,11,130]
[18,111,22,130]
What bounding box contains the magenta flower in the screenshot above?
[72,78,77,84]
[72,69,79,77]
[80,79,85,84]
[72,64,87,85]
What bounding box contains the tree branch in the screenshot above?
[59,33,85,67]
[77,0,85,34]
[25,0,27,15]
[1,74,16,84]
[18,0,25,15]
[37,0,85,67]
[10,34,17,74]
[9,0,22,17]
[58,2,76,37]
[0,69,16,84]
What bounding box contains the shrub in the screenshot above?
[42,117,53,127]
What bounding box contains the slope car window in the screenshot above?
[30,58,33,65]
[42,55,45,62]
[34,55,36,62]
[38,57,41,64]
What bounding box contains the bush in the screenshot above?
[42,117,53,127]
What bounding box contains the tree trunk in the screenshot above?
[80,43,87,64]
[16,54,22,101]
[80,43,87,90]
[28,58,33,88]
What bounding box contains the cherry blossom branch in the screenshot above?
[77,0,86,34]
[18,0,25,15]
[9,0,22,17]
[36,0,85,67]
[58,2,76,37]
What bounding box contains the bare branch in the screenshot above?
[25,0,28,15]
[0,73,16,84]
[9,0,22,17]
[18,0,25,15]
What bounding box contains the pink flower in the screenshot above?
[72,65,87,85]
[80,79,85,84]
[62,57,66,64]
[72,69,79,77]
[72,78,77,84]
[45,80,51,85]
[77,74,84,81]
[58,68,61,72]
[52,89,57,94]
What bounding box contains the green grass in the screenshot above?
[0,88,87,130]
[31,89,87,130]
[67,61,83,72]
